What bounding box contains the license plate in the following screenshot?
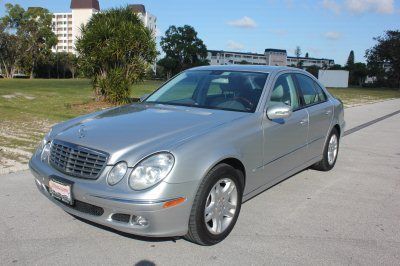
[49,179,73,205]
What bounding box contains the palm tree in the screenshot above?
[76,7,157,103]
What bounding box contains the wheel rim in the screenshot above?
[327,134,338,165]
[204,178,238,235]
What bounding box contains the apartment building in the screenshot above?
[51,1,157,54]
[207,49,334,69]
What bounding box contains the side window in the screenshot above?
[313,82,327,102]
[270,74,300,110]
[296,74,320,105]
[207,78,225,96]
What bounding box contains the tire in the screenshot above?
[185,163,243,245]
[312,128,340,171]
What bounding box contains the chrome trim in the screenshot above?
[89,194,183,205]
[49,139,109,180]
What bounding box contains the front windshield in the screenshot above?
[145,70,268,113]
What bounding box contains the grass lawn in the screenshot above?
[0,79,163,171]
[327,87,400,108]
[0,78,399,173]
[0,79,163,122]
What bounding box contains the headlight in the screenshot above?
[37,130,52,152]
[129,153,175,190]
[107,161,128,186]
[41,142,51,162]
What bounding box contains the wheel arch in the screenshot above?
[217,157,246,190]
[333,124,341,137]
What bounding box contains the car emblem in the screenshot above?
[78,125,86,138]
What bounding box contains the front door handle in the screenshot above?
[300,119,308,125]
[325,110,332,115]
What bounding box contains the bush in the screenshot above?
[97,68,131,104]
[76,7,157,103]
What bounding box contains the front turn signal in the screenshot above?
[163,197,186,209]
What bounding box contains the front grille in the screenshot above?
[50,140,108,179]
[73,200,104,216]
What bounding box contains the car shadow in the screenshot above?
[68,213,182,243]
[68,167,311,242]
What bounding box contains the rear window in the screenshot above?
[295,74,323,106]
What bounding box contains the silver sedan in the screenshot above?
[29,65,345,245]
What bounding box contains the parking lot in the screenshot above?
[1,99,399,265]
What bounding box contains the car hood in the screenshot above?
[52,103,247,165]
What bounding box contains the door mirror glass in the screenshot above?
[267,103,292,120]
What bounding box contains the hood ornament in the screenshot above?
[78,125,86,138]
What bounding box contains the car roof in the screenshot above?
[189,65,300,74]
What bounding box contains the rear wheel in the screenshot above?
[312,128,339,171]
[185,163,243,245]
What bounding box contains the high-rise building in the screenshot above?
[51,1,157,54]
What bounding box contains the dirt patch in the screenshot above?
[0,119,52,175]
[70,100,116,113]
[2,93,36,100]
[2,95,16,99]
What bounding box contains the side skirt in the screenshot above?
[242,155,322,203]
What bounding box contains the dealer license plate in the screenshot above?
[49,179,73,205]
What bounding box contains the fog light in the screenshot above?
[132,215,148,226]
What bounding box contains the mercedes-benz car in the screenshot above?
[29,65,345,245]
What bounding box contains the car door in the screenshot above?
[261,73,309,184]
[295,74,333,160]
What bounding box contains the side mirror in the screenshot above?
[139,94,150,102]
[267,103,292,120]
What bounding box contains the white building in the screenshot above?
[318,70,349,88]
[51,1,157,54]
[207,49,335,69]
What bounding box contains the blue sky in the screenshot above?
[1,0,399,65]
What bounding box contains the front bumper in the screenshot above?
[29,154,198,237]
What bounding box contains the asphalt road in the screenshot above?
[1,99,400,265]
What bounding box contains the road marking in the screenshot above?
[344,110,400,136]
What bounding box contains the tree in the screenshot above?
[366,30,400,88]
[351,62,368,86]
[159,25,208,78]
[306,65,320,78]
[0,30,19,78]
[76,7,157,103]
[238,60,250,65]
[329,64,343,70]
[294,46,302,68]
[1,4,57,79]
[66,53,78,79]
[346,50,355,69]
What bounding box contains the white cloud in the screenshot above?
[324,31,342,40]
[345,0,394,14]
[322,0,395,14]
[227,40,244,51]
[322,0,341,14]
[227,16,257,28]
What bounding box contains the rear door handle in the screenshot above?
[325,110,332,115]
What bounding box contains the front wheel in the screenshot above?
[312,128,340,171]
[185,163,243,245]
